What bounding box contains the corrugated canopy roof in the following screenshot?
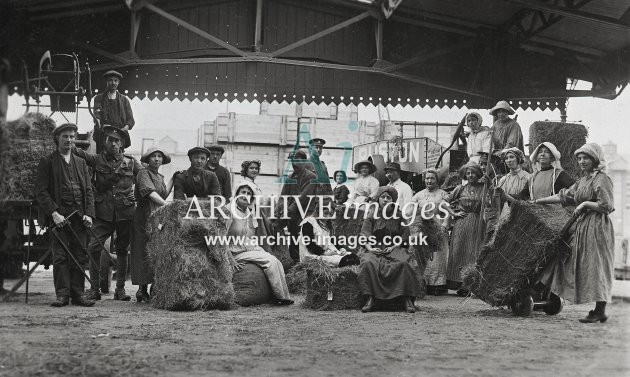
[4,0,630,111]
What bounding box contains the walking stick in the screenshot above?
[65,211,116,266]
[50,228,93,283]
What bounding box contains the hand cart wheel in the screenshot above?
[511,292,534,317]
[543,292,564,315]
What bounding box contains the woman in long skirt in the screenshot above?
[446,162,493,295]
[130,146,172,302]
[358,186,422,313]
[410,168,450,295]
[534,143,614,323]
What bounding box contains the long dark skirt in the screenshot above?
[130,204,153,285]
[358,247,421,300]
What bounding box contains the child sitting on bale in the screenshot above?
[225,182,294,306]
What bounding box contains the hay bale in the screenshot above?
[146,200,234,311]
[0,113,56,201]
[302,259,362,310]
[233,262,272,306]
[285,263,307,295]
[463,201,573,306]
[529,121,588,179]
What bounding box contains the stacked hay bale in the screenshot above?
[146,199,234,310]
[462,201,573,306]
[0,113,56,201]
[529,121,588,179]
[302,259,362,310]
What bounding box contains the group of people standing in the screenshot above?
[329,100,615,322]
[35,80,615,323]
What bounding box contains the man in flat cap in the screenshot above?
[73,125,141,301]
[384,162,413,207]
[204,144,232,201]
[174,147,222,200]
[93,70,135,153]
[35,123,96,307]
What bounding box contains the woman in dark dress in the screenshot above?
[130,146,172,302]
[358,186,422,313]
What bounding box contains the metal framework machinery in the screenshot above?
[3,0,630,114]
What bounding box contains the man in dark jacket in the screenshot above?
[93,70,135,153]
[279,149,328,261]
[73,125,140,301]
[204,144,232,202]
[35,123,96,307]
[174,147,221,200]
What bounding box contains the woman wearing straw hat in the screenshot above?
[489,100,524,154]
[409,168,451,296]
[358,186,422,313]
[534,143,615,323]
[347,160,379,204]
[130,146,173,302]
[445,161,494,296]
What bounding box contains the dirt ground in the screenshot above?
[1,268,629,377]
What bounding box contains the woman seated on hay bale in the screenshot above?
[533,143,615,323]
[298,198,360,268]
[516,142,574,201]
[130,146,173,303]
[408,168,451,296]
[358,186,423,313]
[445,161,495,296]
[225,182,294,306]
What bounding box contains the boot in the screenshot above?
[579,310,608,323]
[405,297,416,313]
[114,287,131,301]
[71,296,95,307]
[361,296,374,313]
[50,297,69,307]
[83,288,101,301]
[579,302,608,323]
[136,285,150,303]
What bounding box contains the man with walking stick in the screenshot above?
[35,123,96,307]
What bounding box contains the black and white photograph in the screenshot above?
[1,0,629,376]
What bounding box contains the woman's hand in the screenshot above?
[383,246,395,254]
[232,261,245,272]
[574,202,588,215]
[453,211,467,218]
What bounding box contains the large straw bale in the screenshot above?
[331,205,365,253]
[146,199,234,311]
[302,259,362,310]
[462,201,573,306]
[0,113,56,201]
[232,262,272,306]
[529,121,588,179]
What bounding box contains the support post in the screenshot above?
[254,0,263,52]
[375,18,383,61]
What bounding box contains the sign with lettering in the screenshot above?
[352,137,443,172]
